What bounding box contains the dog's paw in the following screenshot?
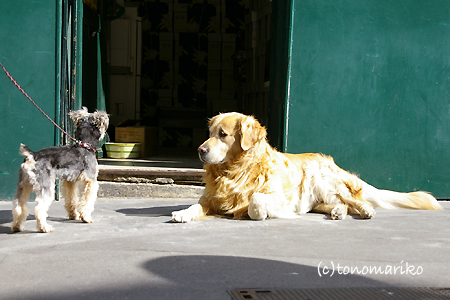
[11,224,24,232]
[248,193,270,220]
[38,224,54,233]
[172,204,203,223]
[172,210,194,223]
[331,206,346,220]
[81,217,94,223]
[360,204,375,219]
[68,212,80,220]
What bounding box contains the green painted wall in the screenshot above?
[0,1,58,199]
[281,0,450,197]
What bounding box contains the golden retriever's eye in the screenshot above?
[219,131,227,138]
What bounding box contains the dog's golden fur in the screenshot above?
[172,112,442,222]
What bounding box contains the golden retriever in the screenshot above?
[172,112,442,222]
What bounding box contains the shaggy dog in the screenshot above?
[11,107,109,233]
[172,112,442,222]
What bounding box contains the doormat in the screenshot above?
[229,287,450,300]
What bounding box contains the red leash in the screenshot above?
[0,61,95,152]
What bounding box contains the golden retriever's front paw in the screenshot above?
[172,210,192,223]
[172,204,203,223]
[248,193,271,220]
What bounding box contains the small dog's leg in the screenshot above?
[62,180,80,220]
[78,179,98,223]
[11,181,32,232]
[34,193,54,233]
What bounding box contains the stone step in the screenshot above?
[98,181,204,198]
[97,158,205,198]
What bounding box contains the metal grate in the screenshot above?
[229,287,450,300]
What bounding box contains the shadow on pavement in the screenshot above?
[7,255,386,300]
[116,205,191,217]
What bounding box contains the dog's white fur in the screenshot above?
[172,112,442,222]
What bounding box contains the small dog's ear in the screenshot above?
[93,110,110,140]
[93,110,109,128]
[68,107,89,125]
[240,115,266,151]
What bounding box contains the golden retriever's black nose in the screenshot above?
[198,145,209,154]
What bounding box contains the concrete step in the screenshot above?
[97,157,205,198]
[98,181,204,198]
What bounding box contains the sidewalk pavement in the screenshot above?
[0,198,449,300]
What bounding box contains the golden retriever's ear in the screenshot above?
[240,115,267,151]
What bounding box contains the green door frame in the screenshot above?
[268,0,293,152]
[58,0,84,146]
[73,0,83,111]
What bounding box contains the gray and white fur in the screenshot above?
[11,107,109,233]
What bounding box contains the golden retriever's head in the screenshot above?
[198,112,267,164]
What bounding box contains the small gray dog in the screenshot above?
[11,107,109,233]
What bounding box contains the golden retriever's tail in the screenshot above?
[361,181,442,210]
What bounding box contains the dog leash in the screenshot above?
[0,61,95,152]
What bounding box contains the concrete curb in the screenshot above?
[98,181,204,198]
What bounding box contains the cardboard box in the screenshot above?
[115,126,158,157]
